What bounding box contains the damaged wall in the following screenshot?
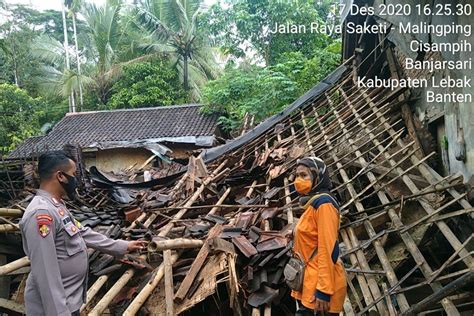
[84,148,154,173]
[371,0,474,181]
[83,144,202,173]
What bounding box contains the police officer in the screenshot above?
[20,151,147,316]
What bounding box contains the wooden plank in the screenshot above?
[361,89,474,269]
[174,225,222,301]
[347,88,460,314]
[207,237,235,254]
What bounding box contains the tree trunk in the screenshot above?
[72,13,83,110]
[183,53,189,91]
[61,3,75,113]
[10,33,19,87]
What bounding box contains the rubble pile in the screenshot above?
[0,46,473,316]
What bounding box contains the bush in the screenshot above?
[107,61,186,109]
[0,83,43,153]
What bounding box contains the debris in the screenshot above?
[0,40,472,316]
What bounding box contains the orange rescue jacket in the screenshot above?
[291,194,347,312]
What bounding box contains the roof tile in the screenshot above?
[8,104,219,158]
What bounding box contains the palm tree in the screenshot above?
[83,1,125,103]
[136,0,220,100]
[35,0,143,105]
[32,35,93,101]
[82,0,135,104]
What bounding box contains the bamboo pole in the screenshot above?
[0,257,30,276]
[123,252,179,316]
[159,160,228,237]
[84,210,150,311]
[80,275,108,312]
[361,89,474,269]
[123,161,228,315]
[402,271,474,316]
[208,187,231,216]
[334,89,457,312]
[252,308,260,316]
[85,161,227,311]
[283,177,294,224]
[0,224,18,232]
[340,230,376,308]
[88,267,137,316]
[0,208,23,217]
[263,305,271,316]
[427,234,473,284]
[314,109,387,314]
[147,238,203,252]
[151,203,268,212]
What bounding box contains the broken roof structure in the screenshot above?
[8,104,221,159]
[1,3,473,316]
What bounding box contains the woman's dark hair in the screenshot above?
[38,151,76,180]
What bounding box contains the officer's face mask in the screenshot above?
[59,172,77,200]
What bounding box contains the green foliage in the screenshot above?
[202,0,342,132]
[274,40,341,93]
[0,0,343,143]
[0,84,44,153]
[204,0,338,65]
[107,62,186,109]
[202,39,341,131]
[0,9,41,93]
[202,65,299,132]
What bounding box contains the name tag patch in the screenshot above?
[63,216,72,225]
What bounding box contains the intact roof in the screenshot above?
[8,104,219,159]
[7,136,45,159]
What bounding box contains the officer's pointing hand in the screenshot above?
[127,240,148,252]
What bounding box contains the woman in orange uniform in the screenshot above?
[291,157,346,315]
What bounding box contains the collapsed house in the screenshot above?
[8,104,223,174]
[1,4,473,316]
